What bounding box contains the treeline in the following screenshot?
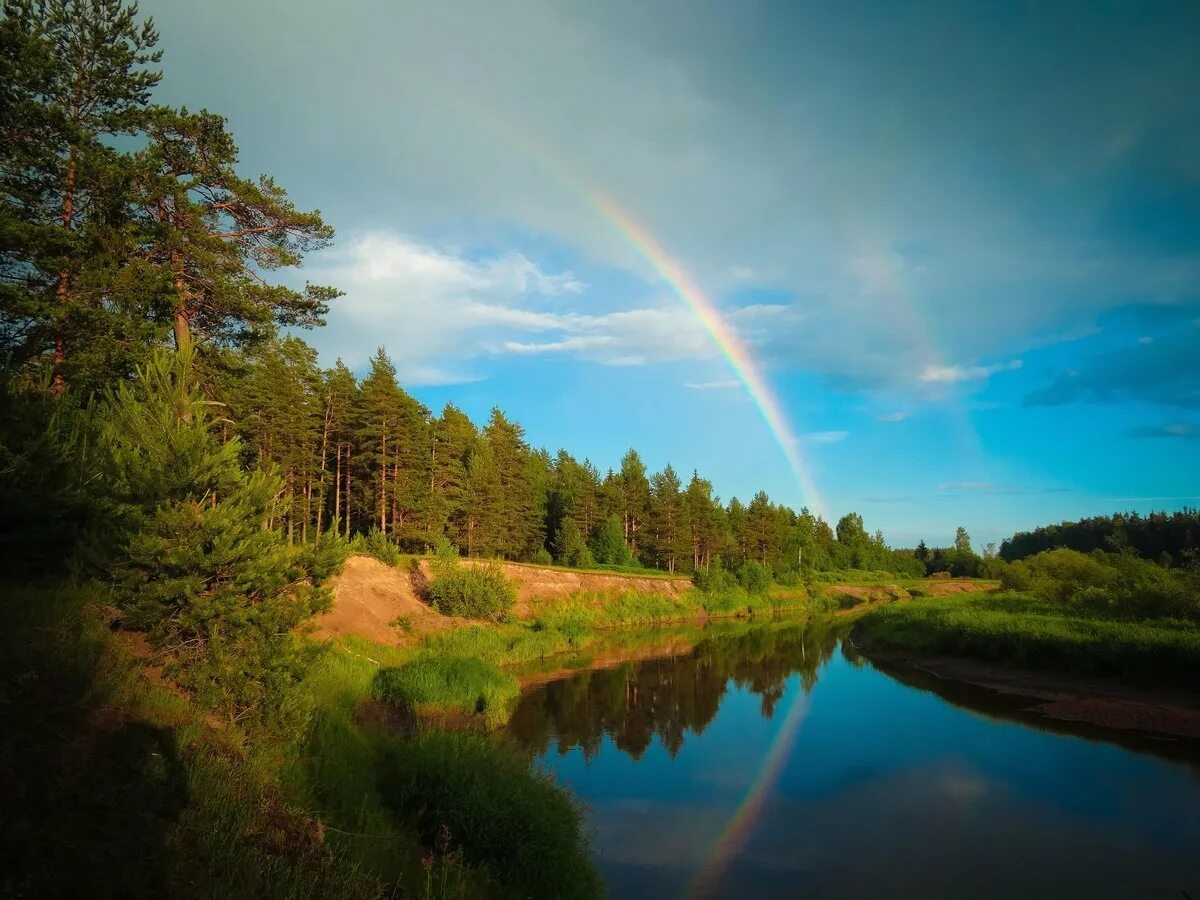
[211,341,927,579]
[1001,510,1200,568]
[0,1,928,584]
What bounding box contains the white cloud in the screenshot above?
[306,231,728,379]
[920,359,1023,384]
[805,430,849,444]
[878,411,911,422]
[684,379,742,390]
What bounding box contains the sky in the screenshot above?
[143,0,1198,547]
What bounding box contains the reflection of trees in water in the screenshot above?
[509,619,849,761]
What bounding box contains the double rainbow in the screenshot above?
[438,88,826,516]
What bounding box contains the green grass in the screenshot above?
[373,656,520,728]
[376,729,602,900]
[1,583,383,899]
[857,591,1200,689]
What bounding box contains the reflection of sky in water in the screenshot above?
[513,631,1200,900]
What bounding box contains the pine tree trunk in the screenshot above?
[344,449,352,538]
[50,144,78,396]
[334,444,342,537]
[377,432,385,533]
[316,404,331,534]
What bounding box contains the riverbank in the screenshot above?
[854,591,1200,740]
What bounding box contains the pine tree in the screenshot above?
[615,449,650,556]
[483,407,539,558]
[134,106,340,351]
[2,0,161,391]
[428,403,476,549]
[323,360,358,538]
[649,464,685,573]
[79,347,331,726]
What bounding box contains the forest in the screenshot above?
[0,0,932,588]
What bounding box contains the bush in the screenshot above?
[738,560,773,595]
[377,730,602,900]
[528,547,553,566]
[1002,548,1197,620]
[349,528,401,566]
[373,657,518,728]
[428,546,517,620]
[693,558,738,593]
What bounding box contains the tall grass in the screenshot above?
[373,656,519,728]
[376,729,602,900]
[857,591,1200,689]
[1,584,383,899]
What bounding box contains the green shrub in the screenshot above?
[529,547,553,566]
[349,528,401,566]
[693,558,738,593]
[373,657,518,728]
[429,564,517,620]
[376,730,601,900]
[1002,548,1197,620]
[738,560,773,595]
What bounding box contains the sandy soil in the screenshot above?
[310,556,452,646]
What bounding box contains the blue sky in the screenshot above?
[144,0,1197,547]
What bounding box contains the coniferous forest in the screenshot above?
[0,0,934,585]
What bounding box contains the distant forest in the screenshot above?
[1001,510,1200,568]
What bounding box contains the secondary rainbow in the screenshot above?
[436,84,827,517]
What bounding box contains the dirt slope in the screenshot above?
[310,556,450,646]
[417,559,693,617]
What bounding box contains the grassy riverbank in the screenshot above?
[856,591,1200,690]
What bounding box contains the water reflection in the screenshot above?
[508,618,1200,900]
[510,618,850,761]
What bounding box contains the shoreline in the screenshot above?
[854,637,1200,745]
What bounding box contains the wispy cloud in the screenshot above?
[878,411,911,423]
[920,360,1023,384]
[805,431,849,445]
[937,482,1072,496]
[1125,422,1198,439]
[684,379,742,390]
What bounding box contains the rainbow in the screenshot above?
[433,87,827,516]
[687,689,810,898]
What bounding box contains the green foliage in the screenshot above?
[529,546,553,565]
[376,729,602,900]
[79,350,330,727]
[296,530,350,582]
[552,517,594,568]
[693,557,738,593]
[373,657,519,728]
[737,560,773,595]
[350,527,402,566]
[1000,548,1197,620]
[858,592,1200,690]
[427,547,517,620]
[590,513,633,566]
[1,583,382,899]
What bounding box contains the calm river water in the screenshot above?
[507,619,1200,899]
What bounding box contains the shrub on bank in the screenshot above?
[373,656,518,728]
[427,539,517,620]
[1001,548,1198,620]
[377,729,602,900]
[349,528,401,566]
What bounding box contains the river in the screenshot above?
[507,618,1200,899]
